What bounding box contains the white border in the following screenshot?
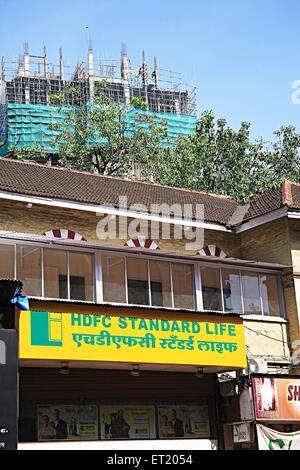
[18,439,218,450]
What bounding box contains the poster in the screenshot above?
[37,405,98,441]
[233,423,253,443]
[100,405,156,439]
[252,376,300,421]
[158,405,210,439]
[257,424,300,450]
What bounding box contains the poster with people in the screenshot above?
[158,405,210,439]
[252,376,280,420]
[37,405,98,441]
[100,405,156,439]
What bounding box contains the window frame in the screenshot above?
[2,240,96,303]
[101,252,196,310]
[0,238,285,318]
[199,263,285,319]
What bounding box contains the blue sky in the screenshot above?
[1,0,300,141]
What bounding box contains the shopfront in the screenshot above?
[252,375,300,450]
[16,300,246,449]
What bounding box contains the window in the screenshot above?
[102,256,126,303]
[69,252,94,301]
[127,258,149,306]
[149,260,172,308]
[0,245,14,280]
[222,269,242,313]
[200,266,282,317]
[172,263,194,310]
[44,250,94,301]
[241,272,262,315]
[16,246,42,297]
[260,274,280,316]
[0,242,283,316]
[102,256,194,309]
[201,267,222,311]
[44,249,68,299]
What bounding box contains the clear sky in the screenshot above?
[1,0,300,141]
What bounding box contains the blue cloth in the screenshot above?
[11,292,30,311]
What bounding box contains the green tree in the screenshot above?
[154,111,300,202]
[50,94,168,176]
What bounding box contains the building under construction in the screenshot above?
[0,43,197,156]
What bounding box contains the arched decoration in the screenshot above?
[197,245,227,258]
[124,237,159,250]
[44,229,86,241]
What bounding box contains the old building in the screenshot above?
[0,158,299,449]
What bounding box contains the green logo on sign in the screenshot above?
[31,312,63,347]
[269,439,293,450]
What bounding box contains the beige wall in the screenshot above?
[289,219,300,272]
[287,219,300,370]
[0,199,241,256]
[1,199,295,262]
[240,219,298,369]
[0,200,101,243]
[240,218,291,265]
[243,318,290,360]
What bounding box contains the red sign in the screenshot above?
[252,376,300,421]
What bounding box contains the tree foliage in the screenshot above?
[153,111,300,202]
[50,94,168,176]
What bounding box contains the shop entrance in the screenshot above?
[18,366,221,449]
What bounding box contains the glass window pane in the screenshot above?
[241,272,262,315]
[127,258,149,306]
[222,269,242,313]
[69,252,94,301]
[16,246,42,296]
[44,249,68,299]
[172,263,194,310]
[149,260,172,307]
[102,256,126,303]
[260,274,280,316]
[0,245,14,279]
[201,267,222,311]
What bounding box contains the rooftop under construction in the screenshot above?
[1,42,196,114]
[0,43,197,155]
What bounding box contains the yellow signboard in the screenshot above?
[18,307,246,368]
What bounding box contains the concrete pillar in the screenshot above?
[121,47,131,104]
[44,46,49,79]
[59,48,64,81]
[88,45,94,103]
[24,42,30,78]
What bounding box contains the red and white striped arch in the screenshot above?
[197,245,227,258]
[44,229,86,241]
[124,237,159,250]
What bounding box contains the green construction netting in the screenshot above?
[0,103,196,156]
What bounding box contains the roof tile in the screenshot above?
[0,158,237,225]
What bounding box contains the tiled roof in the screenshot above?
[0,158,299,227]
[242,188,283,221]
[0,158,237,226]
[243,181,300,222]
